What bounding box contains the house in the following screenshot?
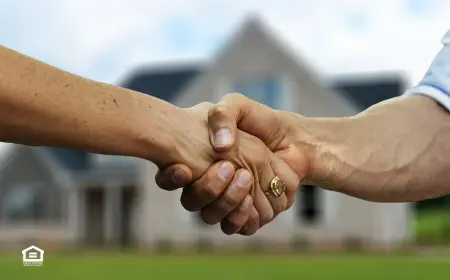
[0,16,410,250]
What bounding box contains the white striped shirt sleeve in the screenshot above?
[404,30,450,111]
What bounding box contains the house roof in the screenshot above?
[119,64,203,102]
[332,74,406,110]
[43,147,90,171]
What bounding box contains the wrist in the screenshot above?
[281,111,354,188]
[127,93,184,167]
[132,100,214,176]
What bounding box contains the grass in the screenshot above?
[1,252,450,279]
[414,210,450,244]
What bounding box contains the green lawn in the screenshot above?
[1,252,450,279]
[414,210,450,244]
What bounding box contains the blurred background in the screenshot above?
[1,0,450,279]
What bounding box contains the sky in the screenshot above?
[1,0,449,86]
[0,0,449,153]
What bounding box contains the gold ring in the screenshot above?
[264,176,285,198]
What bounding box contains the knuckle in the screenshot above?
[226,92,246,101]
[221,192,241,207]
[247,216,259,228]
[195,182,221,201]
[240,225,257,236]
[274,201,288,216]
[208,106,230,123]
[259,210,274,226]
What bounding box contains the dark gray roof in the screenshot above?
[120,64,203,102]
[43,147,90,171]
[331,76,405,110]
[73,163,139,185]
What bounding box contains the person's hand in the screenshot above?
[157,94,309,234]
[162,101,300,234]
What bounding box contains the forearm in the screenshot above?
[284,95,450,202]
[0,45,180,166]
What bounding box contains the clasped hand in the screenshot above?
[156,94,308,235]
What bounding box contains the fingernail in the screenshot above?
[171,170,185,184]
[218,162,233,181]
[214,128,232,147]
[236,171,251,187]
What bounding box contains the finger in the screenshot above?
[245,156,275,228]
[208,104,238,151]
[270,154,300,210]
[155,164,192,191]
[247,149,299,227]
[201,169,252,224]
[265,154,300,216]
[180,161,235,212]
[239,206,260,236]
[220,195,253,235]
[211,93,287,150]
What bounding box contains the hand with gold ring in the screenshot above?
[266,176,286,198]
[156,94,308,235]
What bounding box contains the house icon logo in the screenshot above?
[22,245,44,267]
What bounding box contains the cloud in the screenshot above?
[1,0,449,86]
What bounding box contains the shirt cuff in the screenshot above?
[403,85,450,111]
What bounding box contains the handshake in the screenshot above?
[150,93,443,236]
[0,44,446,237]
[155,93,309,235]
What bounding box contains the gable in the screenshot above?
[174,17,359,117]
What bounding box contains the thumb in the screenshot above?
[208,93,287,151]
[208,103,239,152]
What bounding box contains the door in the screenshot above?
[85,188,105,246]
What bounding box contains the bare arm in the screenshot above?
[0,45,184,166]
[283,95,450,202]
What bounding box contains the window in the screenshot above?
[232,76,282,109]
[1,183,63,223]
[297,185,321,224]
[2,184,46,222]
